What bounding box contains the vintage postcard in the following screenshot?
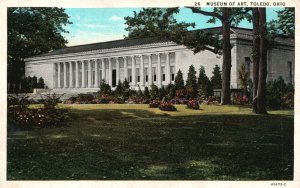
[0,0,299,188]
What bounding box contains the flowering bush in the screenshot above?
[40,93,63,109]
[175,89,187,99]
[201,96,220,105]
[169,98,188,105]
[232,94,249,105]
[127,96,149,104]
[187,100,200,110]
[7,93,69,130]
[159,102,176,111]
[8,107,69,129]
[149,100,161,108]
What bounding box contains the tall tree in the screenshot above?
[198,66,213,97]
[252,8,260,113]
[186,65,198,98]
[124,8,194,39]
[186,7,251,104]
[8,7,72,87]
[256,8,268,114]
[174,69,185,90]
[211,65,222,89]
[268,8,295,39]
[125,7,251,104]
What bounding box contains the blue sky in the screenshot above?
[63,8,282,46]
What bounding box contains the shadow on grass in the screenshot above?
[7,107,294,180]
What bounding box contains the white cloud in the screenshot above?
[109,16,123,21]
[75,23,108,29]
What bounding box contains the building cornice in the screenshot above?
[25,41,178,62]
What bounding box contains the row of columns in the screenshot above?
[54,53,173,89]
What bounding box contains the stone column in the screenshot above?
[131,56,136,86]
[102,59,106,81]
[124,57,128,80]
[82,61,86,88]
[116,57,120,83]
[75,61,79,88]
[88,60,92,88]
[157,53,161,87]
[57,63,61,88]
[148,55,152,86]
[95,59,99,88]
[108,58,112,86]
[166,52,171,84]
[63,62,67,88]
[140,55,144,86]
[69,62,73,88]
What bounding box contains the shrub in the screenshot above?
[40,93,63,109]
[201,96,220,105]
[7,94,30,108]
[175,89,187,99]
[63,96,77,104]
[266,77,294,109]
[150,84,159,100]
[232,94,249,105]
[99,79,111,95]
[76,94,94,104]
[159,102,176,111]
[8,107,69,129]
[187,99,200,110]
[282,91,294,109]
[128,96,148,104]
[149,100,161,108]
[169,98,188,105]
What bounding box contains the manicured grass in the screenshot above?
[7,104,294,180]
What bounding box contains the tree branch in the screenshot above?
[185,7,223,20]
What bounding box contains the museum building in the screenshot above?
[24,27,295,93]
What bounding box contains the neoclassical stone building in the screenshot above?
[25,27,294,93]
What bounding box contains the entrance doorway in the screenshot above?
[112,70,116,87]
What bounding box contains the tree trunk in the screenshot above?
[252,8,260,113]
[256,8,268,114]
[221,8,232,105]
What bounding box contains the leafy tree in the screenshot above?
[124,8,194,39]
[115,80,124,95]
[165,83,176,100]
[137,85,144,97]
[8,7,72,90]
[31,76,38,89]
[238,63,249,95]
[125,7,251,105]
[268,8,294,38]
[198,66,213,97]
[149,84,159,100]
[186,7,251,104]
[143,86,150,99]
[174,69,185,90]
[37,77,45,88]
[186,65,197,98]
[159,86,166,100]
[99,79,111,95]
[211,65,222,89]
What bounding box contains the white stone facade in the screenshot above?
[24,27,294,93]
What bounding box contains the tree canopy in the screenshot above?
[8,7,72,86]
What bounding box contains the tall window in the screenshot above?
[170,66,175,81]
[136,68,140,82]
[153,67,156,82]
[162,67,165,81]
[288,61,292,83]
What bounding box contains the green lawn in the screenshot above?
[7,104,294,180]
